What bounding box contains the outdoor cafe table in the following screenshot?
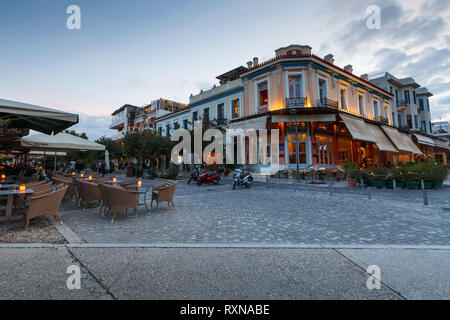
[0,189,34,222]
[0,184,18,190]
[126,184,152,212]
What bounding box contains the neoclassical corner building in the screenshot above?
[148,44,449,170]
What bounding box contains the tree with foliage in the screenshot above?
[123,131,174,176]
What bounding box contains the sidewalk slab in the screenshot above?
[69,247,401,300]
[337,248,450,300]
[0,248,111,300]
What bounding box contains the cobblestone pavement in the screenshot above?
[59,179,450,245]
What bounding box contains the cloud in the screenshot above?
[317,0,450,122]
[69,113,115,141]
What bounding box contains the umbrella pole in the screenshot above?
[44,151,46,170]
[54,152,57,171]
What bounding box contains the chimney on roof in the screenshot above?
[361,74,369,81]
[253,57,259,66]
[247,61,253,69]
[344,65,353,73]
[324,54,334,64]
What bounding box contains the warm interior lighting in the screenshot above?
[113,177,117,183]
[72,172,75,176]
[88,175,92,181]
[80,173,84,179]
[19,184,26,192]
[1,174,5,180]
[137,179,142,188]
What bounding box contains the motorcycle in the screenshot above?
[232,168,253,190]
[187,165,201,184]
[197,167,223,186]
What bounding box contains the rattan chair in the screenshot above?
[101,184,138,223]
[25,185,68,228]
[77,181,102,209]
[151,181,178,209]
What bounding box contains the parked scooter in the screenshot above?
[187,165,201,184]
[197,167,224,186]
[232,167,253,190]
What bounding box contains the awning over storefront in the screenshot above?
[340,114,377,143]
[271,114,336,123]
[381,126,423,155]
[414,133,435,147]
[227,116,268,131]
[433,138,450,150]
[366,124,398,152]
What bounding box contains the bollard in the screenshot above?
[393,179,397,190]
[305,176,309,186]
[266,174,269,188]
[421,180,425,190]
[423,190,429,206]
[360,178,364,193]
[368,187,372,200]
[329,178,334,196]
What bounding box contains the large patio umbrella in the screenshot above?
[0,98,78,134]
[20,133,105,170]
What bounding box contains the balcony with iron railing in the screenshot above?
[286,97,306,108]
[376,116,389,125]
[316,98,339,109]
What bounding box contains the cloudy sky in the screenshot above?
[0,0,448,140]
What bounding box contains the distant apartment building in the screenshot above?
[432,121,450,145]
[110,104,140,141]
[133,99,187,133]
[110,99,187,140]
[155,67,244,137]
[369,72,433,134]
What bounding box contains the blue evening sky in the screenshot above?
[0,0,448,139]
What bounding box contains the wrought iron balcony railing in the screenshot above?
[286,97,306,108]
[316,98,339,109]
[215,118,228,126]
[376,116,389,125]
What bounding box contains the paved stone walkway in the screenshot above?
[59,179,450,245]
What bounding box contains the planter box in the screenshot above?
[432,182,444,189]
[368,180,386,188]
[423,182,433,189]
[405,181,420,189]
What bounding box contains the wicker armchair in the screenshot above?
[101,184,138,223]
[77,181,102,209]
[25,185,68,228]
[151,181,178,209]
[52,176,78,199]
[119,178,140,189]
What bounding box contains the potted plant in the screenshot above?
[344,162,359,186]
[366,167,388,188]
[429,163,447,189]
[390,167,405,189]
[404,168,420,189]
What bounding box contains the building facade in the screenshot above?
[155,69,244,136]
[122,44,449,170]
